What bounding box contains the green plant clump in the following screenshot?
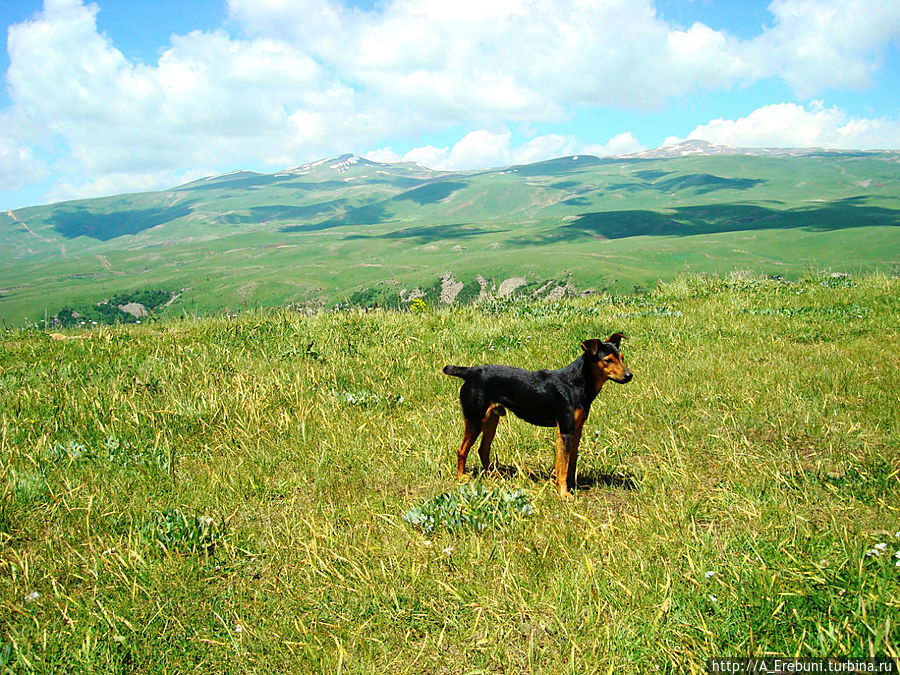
[48,436,169,472]
[52,289,172,327]
[403,482,535,535]
[141,509,227,554]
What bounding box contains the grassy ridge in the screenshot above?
[1,273,899,672]
[2,151,899,325]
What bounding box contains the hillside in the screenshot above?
[2,274,898,670]
[1,143,899,325]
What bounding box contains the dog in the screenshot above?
[443,333,632,498]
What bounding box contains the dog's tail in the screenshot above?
[442,365,471,379]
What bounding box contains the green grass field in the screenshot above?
[2,273,899,672]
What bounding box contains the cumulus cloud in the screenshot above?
[583,132,646,157]
[2,0,387,200]
[0,133,49,191]
[47,168,212,203]
[368,130,519,171]
[6,1,362,162]
[228,0,900,110]
[676,102,900,149]
[370,130,517,171]
[2,0,900,204]
[751,0,900,97]
[365,129,642,170]
[229,0,718,113]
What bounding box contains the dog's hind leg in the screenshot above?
[477,404,505,472]
[456,416,481,479]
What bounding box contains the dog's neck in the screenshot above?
[566,353,606,402]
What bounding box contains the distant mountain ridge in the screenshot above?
[1,143,897,325]
[6,141,894,212]
[182,141,897,185]
[623,139,895,159]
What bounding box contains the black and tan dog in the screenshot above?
[443,333,632,498]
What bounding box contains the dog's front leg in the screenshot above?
[556,408,588,498]
[567,407,588,493]
[555,427,576,499]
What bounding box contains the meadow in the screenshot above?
[1,273,898,673]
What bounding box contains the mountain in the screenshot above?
[1,144,898,324]
[625,139,891,159]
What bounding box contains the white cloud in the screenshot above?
[47,168,212,203]
[367,129,644,171]
[2,0,383,200]
[0,134,49,191]
[445,130,514,169]
[228,0,900,111]
[2,0,900,204]
[680,102,900,149]
[363,147,404,164]
[513,134,578,165]
[367,131,512,171]
[752,0,900,97]
[583,132,646,157]
[402,145,453,169]
[396,130,516,171]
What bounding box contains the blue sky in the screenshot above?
[1,0,899,210]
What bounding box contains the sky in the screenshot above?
[1,0,899,211]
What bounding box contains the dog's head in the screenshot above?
[581,332,633,384]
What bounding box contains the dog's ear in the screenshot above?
[606,332,626,348]
[581,339,601,356]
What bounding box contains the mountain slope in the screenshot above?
[1,144,898,324]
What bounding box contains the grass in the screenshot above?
[1,273,899,672]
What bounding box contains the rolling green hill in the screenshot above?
[1,143,898,325]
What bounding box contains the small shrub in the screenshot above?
[47,436,169,472]
[402,483,534,535]
[409,298,428,313]
[8,469,51,507]
[819,274,856,288]
[346,283,403,309]
[49,439,92,461]
[52,289,173,327]
[335,389,404,407]
[476,295,605,319]
[141,508,226,554]
[746,305,870,319]
[617,305,683,319]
